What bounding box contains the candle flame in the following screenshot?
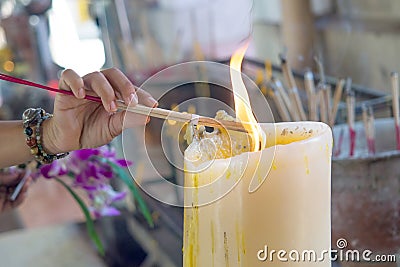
[230,44,266,151]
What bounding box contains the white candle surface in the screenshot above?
[183,121,332,266]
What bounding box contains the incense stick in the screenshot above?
[268,83,291,122]
[9,169,30,201]
[304,71,317,121]
[318,88,328,124]
[118,102,247,132]
[362,104,375,155]
[280,54,307,121]
[391,72,400,150]
[272,77,296,121]
[0,72,247,133]
[255,69,265,87]
[346,87,356,157]
[333,128,344,157]
[10,161,36,201]
[314,56,326,85]
[322,84,332,125]
[329,78,345,127]
[265,60,273,81]
[255,69,267,96]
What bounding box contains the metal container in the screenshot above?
[332,118,400,256]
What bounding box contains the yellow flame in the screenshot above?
[230,44,266,151]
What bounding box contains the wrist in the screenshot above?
[22,108,69,165]
[41,118,63,155]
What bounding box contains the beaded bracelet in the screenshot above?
[22,108,68,165]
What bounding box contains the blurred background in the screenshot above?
[0,0,400,266]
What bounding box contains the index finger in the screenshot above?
[101,68,138,106]
[136,88,158,107]
[59,69,85,99]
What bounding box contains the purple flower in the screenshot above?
[98,145,116,158]
[35,145,130,218]
[114,159,132,167]
[89,185,127,218]
[71,148,99,160]
[106,186,127,202]
[91,206,120,218]
[99,167,113,179]
[39,160,67,179]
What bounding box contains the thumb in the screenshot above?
[109,111,149,137]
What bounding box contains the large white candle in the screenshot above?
[183,121,332,266]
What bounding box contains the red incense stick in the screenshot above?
[0,73,249,133]
[333,128,344,157]
[0,73,102,103]
[396,125,400,151]
[367,138,376,155]
[345,79,356,157]
[349,128,356,157]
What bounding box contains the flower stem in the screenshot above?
[54,177,105,256]
[108,161,154,228]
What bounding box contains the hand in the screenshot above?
[43,68,158,154]
[0,170,31,212]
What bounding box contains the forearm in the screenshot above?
[0,121,33,168]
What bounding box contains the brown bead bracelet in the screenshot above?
[22,108,68,165]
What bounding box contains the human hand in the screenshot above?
[0,170,31,212]
[42,68,158,154]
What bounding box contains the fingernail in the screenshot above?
[128,93,138,106]
[78,88,85,98]
[146,97,158,107]
[110,101,117,112]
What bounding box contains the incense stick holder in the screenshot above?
[332,118,400,264]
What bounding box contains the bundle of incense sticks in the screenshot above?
[255,65,290,122]
[280,54,307,121]
[314,56,327,123]
[279,55,345,128]
[253,56,390,158]
[272,76,295,121]
[318,84,332,125]
[391,72,400,150]
[346,79,356,157]
[330,78,345,127]
[330,78,349,157]
[268,81,291,122]
[314,56,336,126]
[304,70,317,121]
[318,86,328,124]
[362,104,376,155]
[0,73,247,133]
[323,85,332,124]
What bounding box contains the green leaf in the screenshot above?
[108,161,154,228]
[55,178,105,256]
